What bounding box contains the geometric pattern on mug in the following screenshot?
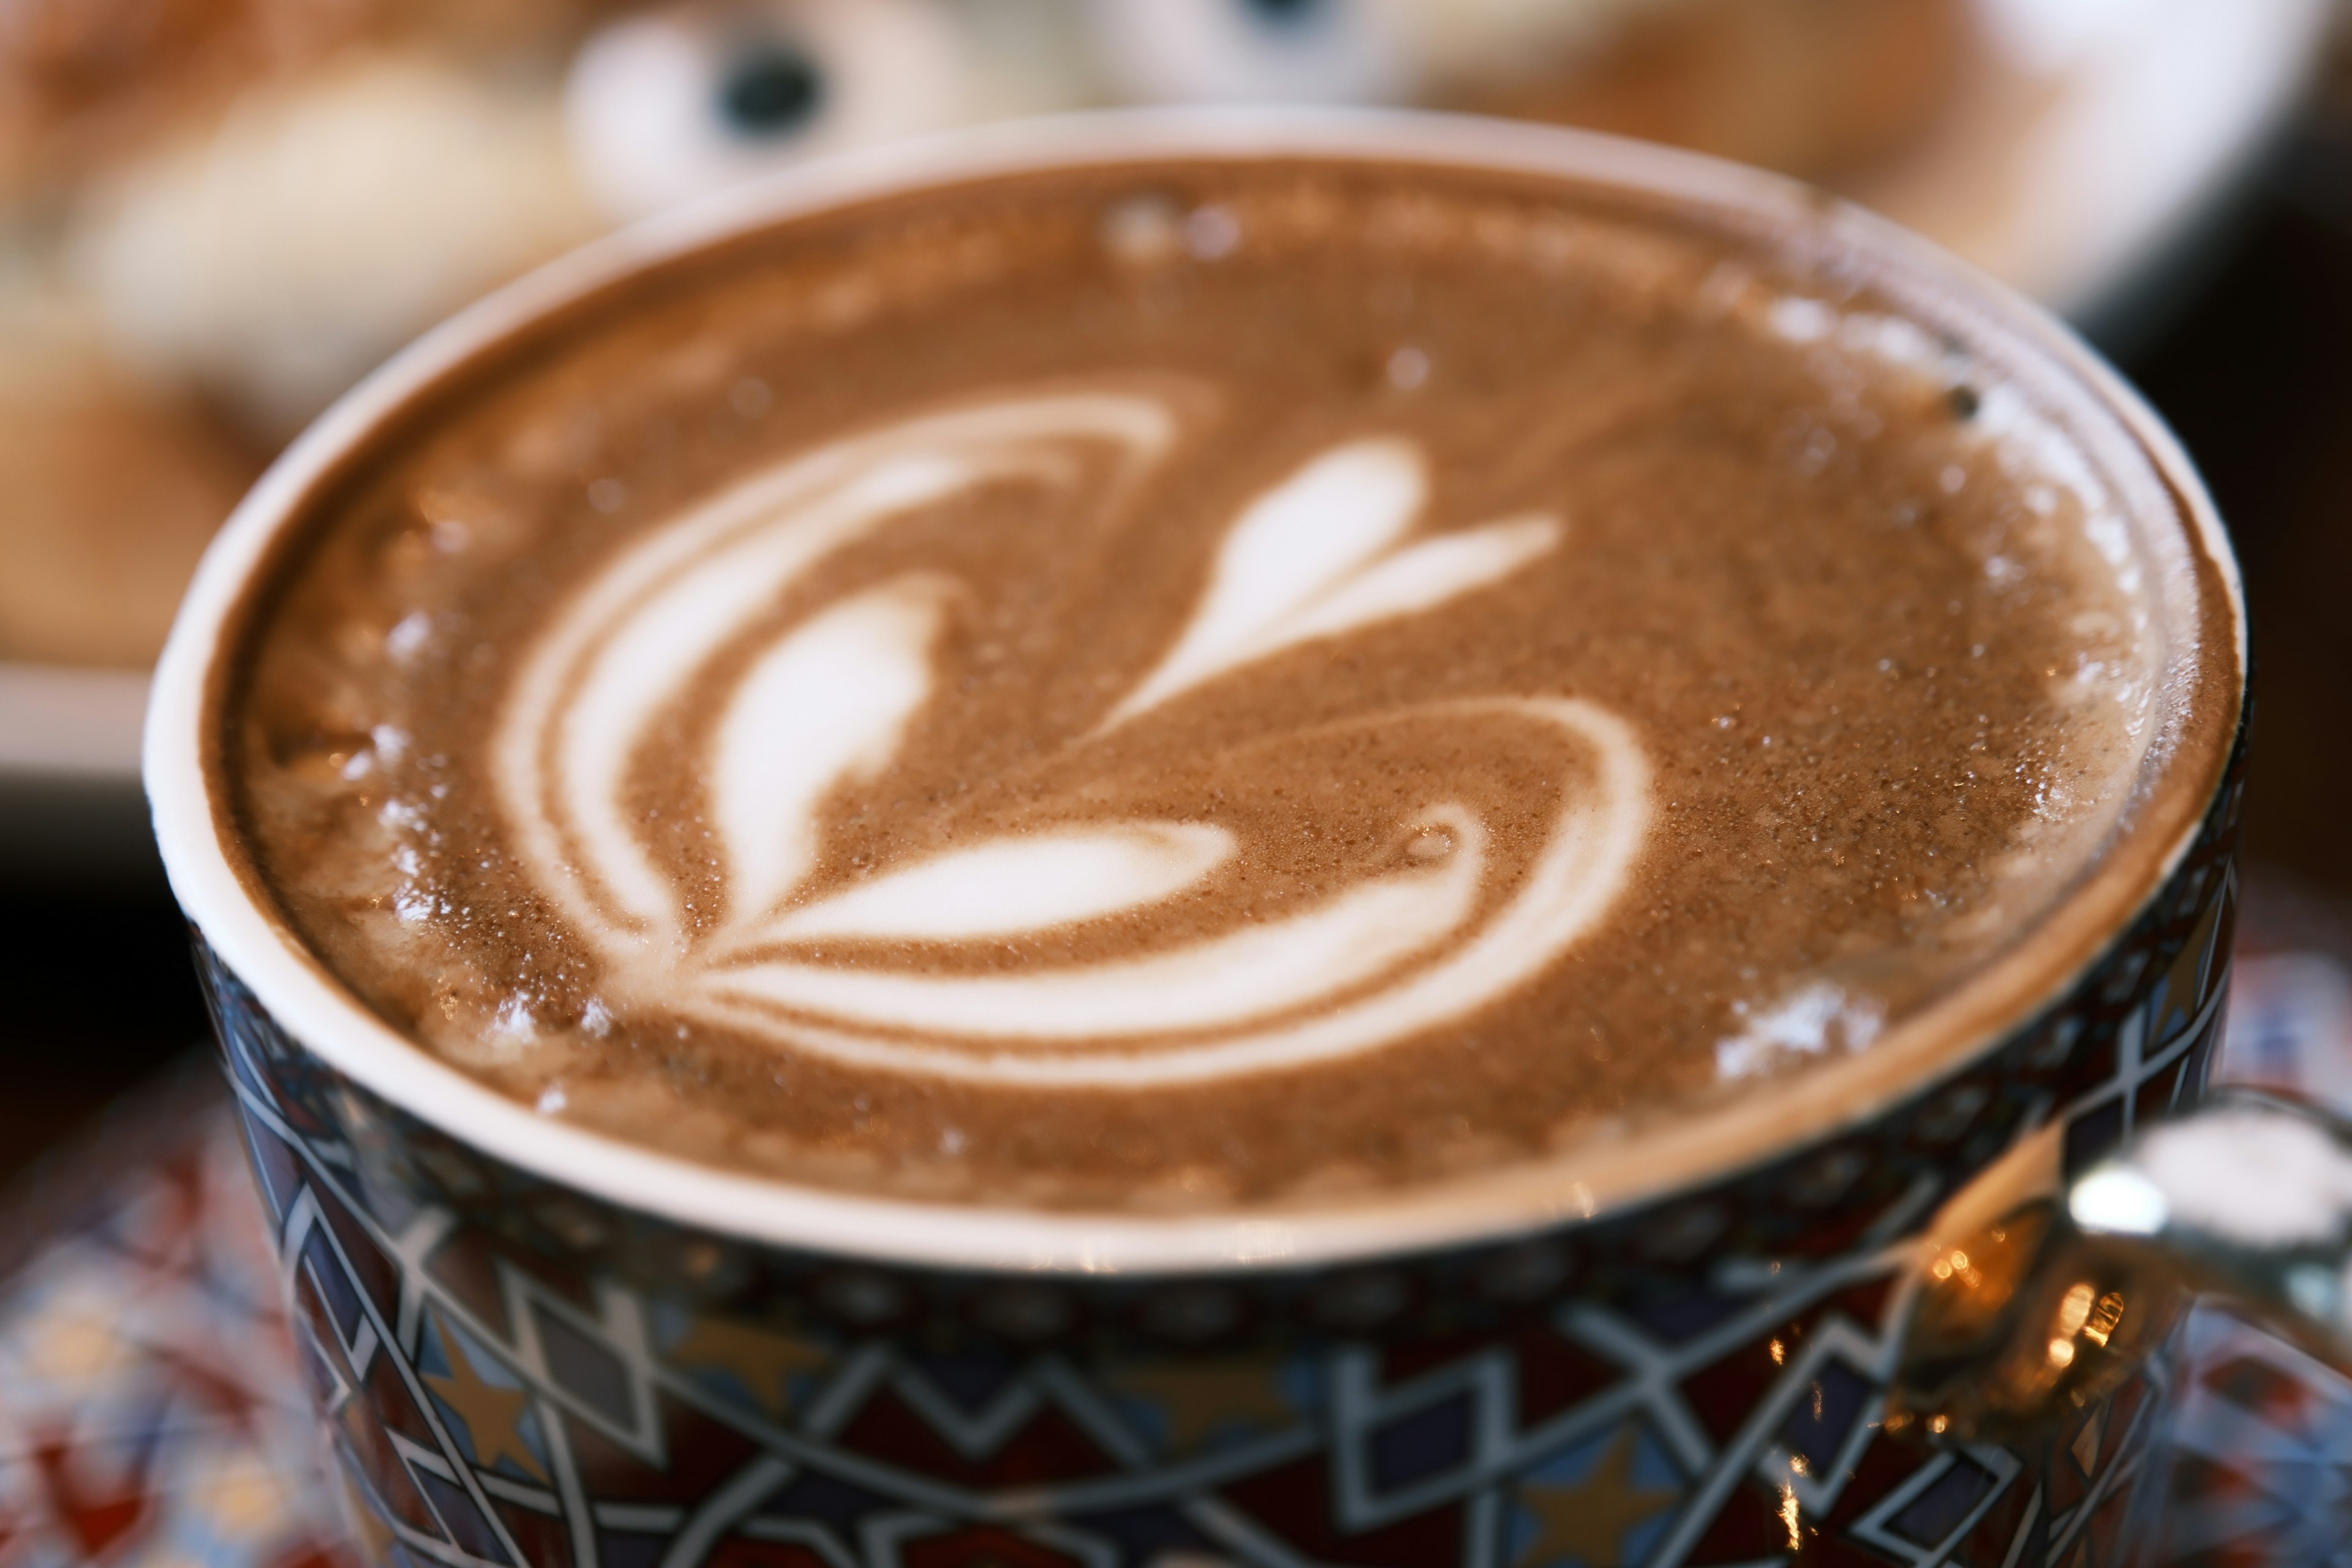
[210,865,2231,1568]
[227,1057,2177,1568]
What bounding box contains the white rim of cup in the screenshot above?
[146,108,2246,1276]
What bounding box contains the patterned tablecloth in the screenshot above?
[0,1060,349,1568]
[2,884,2350,1568]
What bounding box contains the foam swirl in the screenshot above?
[492,389,1653,1087]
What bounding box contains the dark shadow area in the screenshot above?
[0,878,209,1189]
[2122,84,2352,900]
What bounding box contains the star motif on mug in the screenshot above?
[665,1314,831,1419]
[423,1316,545,1482]
[1107,1356,1298,1453]
[1514,1424,1681,1568]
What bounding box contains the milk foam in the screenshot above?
[492,389,1650,1087]
[221,157,2218,1207]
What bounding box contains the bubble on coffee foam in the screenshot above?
[1840,314,1945,373]
[493,995,537,1042]
[1762,300,1958,388]
[1765,296,2138,596]
[1765,296,1838,345]
[385,612,433,663]
[1714,982,1886,1082]
[489,386,1651,1090]
[1966,386,2160,792]
[1761,292,2162,823]
[729,377,772,420]
[1099,194,1193,268]
[1183,205,1242,262]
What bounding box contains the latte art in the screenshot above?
[496,390,1648,1085]
[224,157,2211,1207]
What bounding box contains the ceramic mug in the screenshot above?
[147,114,2248,1568]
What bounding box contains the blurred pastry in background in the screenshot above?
[1441,0,1967,180]
[0,0,1080,669]
[0,0,596,666]
[0,276,255,669]
[0,0,2304,679]
[1088,0,1968,181]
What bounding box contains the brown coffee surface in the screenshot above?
[221,157,2190,1210]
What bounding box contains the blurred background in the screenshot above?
[0,0,2346,1202]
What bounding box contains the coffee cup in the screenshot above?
[149,112,2250,1568]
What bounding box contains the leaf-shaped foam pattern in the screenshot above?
[681,701,1650,1089]
[1112,437,1425,720]
[1283,514,1561,646]
[1109,441,1564,725]
[713,809,1484,1040]
[765,823,1235,943]
[489,388,1650,1092]
[492,391,1176,958]
[554,503,959,938]
[716,579,947,924]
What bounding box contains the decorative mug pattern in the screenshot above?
[196,716,2244,1568]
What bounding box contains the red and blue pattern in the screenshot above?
[0,1069,347,1568]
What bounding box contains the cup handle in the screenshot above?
[1891,1086,2352,1439]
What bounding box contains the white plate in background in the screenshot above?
[2,0,2330,878]
[0,664,157,882]
[1855,0,2333,337]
